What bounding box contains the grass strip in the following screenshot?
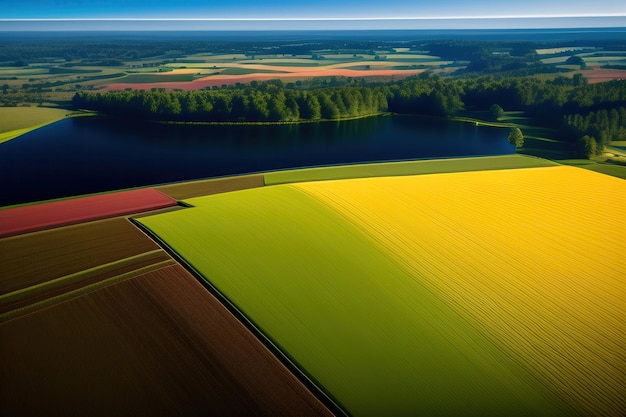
[1,258,175,322]
[1,249,167,306]
[263,154,557,186]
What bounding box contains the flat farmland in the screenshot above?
[3,159,624,416]
[137,164,625,416]
[0,264,334,417]
[99,50,453,91]
[101,68,425,91]
[138,185,574,417]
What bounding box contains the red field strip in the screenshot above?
[580,67,626,83]
[0,189,177,238]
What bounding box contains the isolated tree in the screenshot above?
[579,135,598,158]
[507,127,524,148]
[565,55,586,69]
[489,104,504,121]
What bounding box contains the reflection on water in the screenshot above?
[0,115,513,206]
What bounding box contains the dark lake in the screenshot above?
[0,115,514,206]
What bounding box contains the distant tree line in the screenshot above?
[73,81,388,122]
[386,74,626,122]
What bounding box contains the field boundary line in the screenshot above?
[129,217,350,417]
[1,249,166,304]
[1,256,175,322]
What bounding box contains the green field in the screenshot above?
[264,154,558,185]
[117,73,196,83]
[0,107,69,143]
[137,185,571,417]
[562,160,626,179]
[219,67,286,75]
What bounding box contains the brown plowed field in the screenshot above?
[0,218,160,295]
[156,174,265,200]
[102,68,424,91]
[1,252,174,318]
[0,264,334,417]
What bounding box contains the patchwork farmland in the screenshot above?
[2,156,625,416]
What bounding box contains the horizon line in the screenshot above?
[3,15,626,22]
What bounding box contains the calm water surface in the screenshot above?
[0,115,513,206]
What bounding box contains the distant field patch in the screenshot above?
[580,67,626,83]
[243,58,322,66]
[219,67,285,75]
[116,73,196,83]
[0,67,47,76]
[540,56,570,64]
[387,54,442,60]
[203,53,248,60]
[0,188,176,237]
[535,47,587,55]
[583,56,626,65]
[103,68,424,91]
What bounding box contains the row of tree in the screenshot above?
[72,83,388,122]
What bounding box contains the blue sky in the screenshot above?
[1,0,625,29]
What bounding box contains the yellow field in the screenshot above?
[295,166,626,416]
